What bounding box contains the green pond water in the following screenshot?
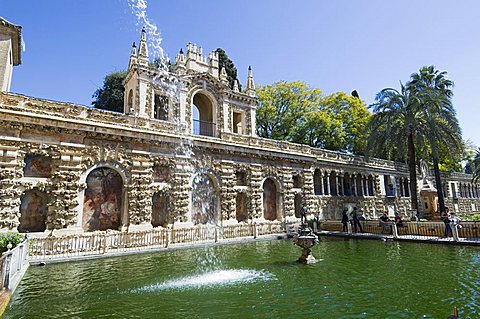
[3,238,480,318]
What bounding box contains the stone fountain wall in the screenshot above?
[0,90,479,234]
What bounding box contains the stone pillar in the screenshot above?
[0,145,22,230]
[250,164,263,219]
[127,158,153,230]
[362,176,367,196]
[50,151,84,232]
[325,172,330,196]
[220,160,235,223]
[171,158,192,226]
[352,173,357,197]
[303,169,316,213]
[319,170,325,195]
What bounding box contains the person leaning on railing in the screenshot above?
[394,213,404,227]
[379,212,390,234]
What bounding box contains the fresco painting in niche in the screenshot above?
[153,165,169,183]
[191,174,218,225]
[23,155,52,177]
[83,168,123,231]
[263,178,277,221]
[18,189,48,232]
[152,192,169,227]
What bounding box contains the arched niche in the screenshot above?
[191,91,216,137]
[152,192,169,227]
[262,177,282,221]
[236,192,248,222]
[82,167,123,231]
[18,189,48,232]
[191,173,220,225]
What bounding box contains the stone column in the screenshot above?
[352,173,357,197]
[325,172,330,196]
[319,170,325,195]
[362,176,367,196]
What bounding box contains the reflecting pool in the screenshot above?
[4,238,480,318]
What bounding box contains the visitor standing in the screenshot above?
[379,211,390,234]
[394,212,403,227]
[351,207,363,233]
[410,211,419,221]
[341,208,349,232]
[450,212,461,228]
[442,208,452,237]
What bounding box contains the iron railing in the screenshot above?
[193,119,216,137]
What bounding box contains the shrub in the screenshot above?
[0,232,25,253]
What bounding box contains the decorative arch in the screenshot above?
[18,189,48,233]
[191,90,217,137]
[191,172,220,225]
[81,165,126,232]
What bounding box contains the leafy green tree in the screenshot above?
[256,81,370,153]
[256,81,321,141]
[407,66,462,214]
[216,48,241,90]
[368,84,422,211]
[92,71,127,113]
[321,92,371,154]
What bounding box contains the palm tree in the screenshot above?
[368,84,423,211]
[407,66,462,214]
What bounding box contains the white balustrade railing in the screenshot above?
[1,240,29,291]
[29,222,297,262]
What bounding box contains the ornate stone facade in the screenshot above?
[0,28,479,235]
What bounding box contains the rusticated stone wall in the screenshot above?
[1,91,479,235]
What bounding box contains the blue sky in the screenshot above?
[2,0,479,146]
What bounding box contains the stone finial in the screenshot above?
[220,65,228,86]
[233,80,239,93]
[175,47,186,75]
[128,42,138,70]
[245,66,256,96]
[138,28,149,66]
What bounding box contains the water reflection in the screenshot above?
[5,239,480,318]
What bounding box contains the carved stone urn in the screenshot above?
[293,222,319,264]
